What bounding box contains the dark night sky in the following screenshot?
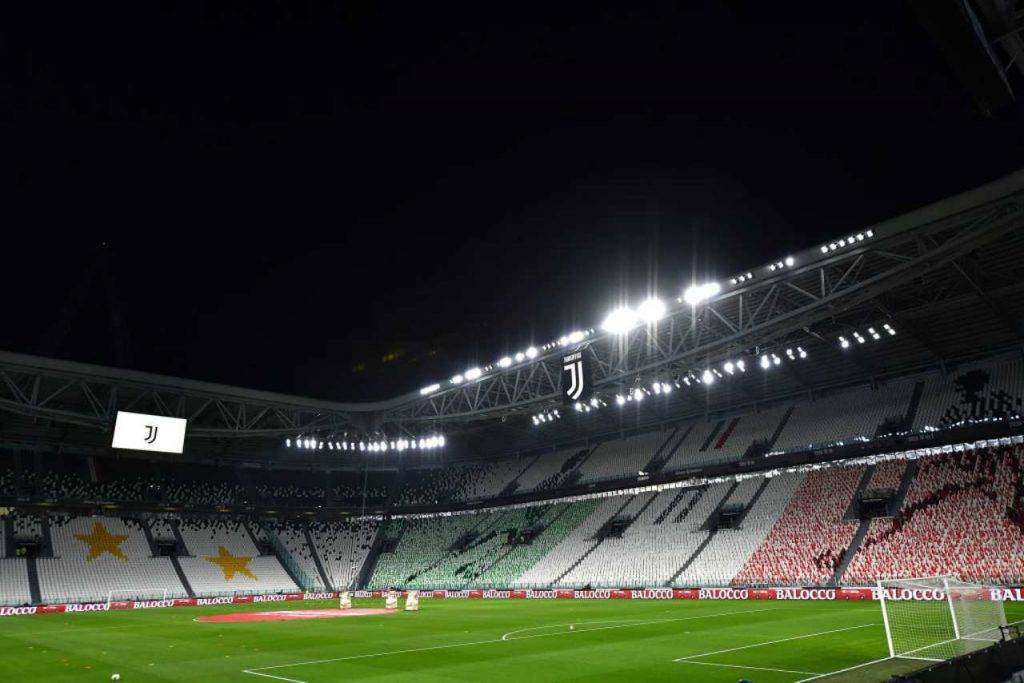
[4,1,1023,401]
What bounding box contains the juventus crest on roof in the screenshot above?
[561,350,592,405]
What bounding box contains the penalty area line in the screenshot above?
[673,623,877,662]
[676,660,822,676]
[242,670,308,683]
[792,656,893,683]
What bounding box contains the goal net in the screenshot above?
[879,576,1006,662]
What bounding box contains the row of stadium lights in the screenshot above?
[419,330,596,397]
[422,229,879,399]
[285,435,446,452]
[820,230,874,254]
[532,347,810,426]
[838,323,896,348]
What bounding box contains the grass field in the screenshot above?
[2,598,1021,682]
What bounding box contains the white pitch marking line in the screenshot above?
[793,656,892,683]
[677,660,822,676]
[242,670,307,683]
[502,618,650,640]
[507,612,774,642]
[243,606,777,676]
[673,623,877,662]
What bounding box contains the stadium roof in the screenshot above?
[2,168,1024,465]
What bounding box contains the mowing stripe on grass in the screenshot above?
[243,606,778,679]
[673,623,877,662]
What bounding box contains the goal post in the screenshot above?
[878,576,1006,662]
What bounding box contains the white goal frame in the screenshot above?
[106,588,169,606]
[878,575,1007,663]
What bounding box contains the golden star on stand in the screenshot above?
[74,522,129,561]
[205,545,257,581]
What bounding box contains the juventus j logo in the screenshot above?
[563,351,585,401]
[144,425,159,444]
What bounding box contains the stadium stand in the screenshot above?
[0,559,32,606]
[309,518,379,590]
[663,407,790,471]
[844,444,1024,584]
[772,383,915,452]
[675,474,801,586]
[556,482,735,587]
[733,466,866,586]
[265,521,326,590]
[397,460,524,506]
[866,460,906,490]
[512,447,590,493]
[511,497,617,587]
[574,430,672,484]
[5,357,1024,605]
[914,358,1024,431]
[176,519,298,596]
[37,516,186,604]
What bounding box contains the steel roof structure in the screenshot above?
[2,169,1023,465]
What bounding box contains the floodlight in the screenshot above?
[601,307,638,335]
[616,394,626,405]
[784,256,794,267]
[498,356,512,368]
[568,330,586,343]
[820,245,829,254]
[772,354,781,365]
[525,346,538,359]
[652,381,662,394]
[514,352,525,362]
[839,336,850,349]
[574,402,583,412]
[419,383,441,395]
[464,367,482,380]
[797,347,807,359]
[760,355,770,369]
[285,438,291,447]
[636,297,666,323]
[451,374,464,384]
[736,359,746,372]
[633,387,645,401]
[682,282,721,306]
[701,369,715,384]
[662,383,672,394]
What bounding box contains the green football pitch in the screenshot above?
[2,598,1021,682]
